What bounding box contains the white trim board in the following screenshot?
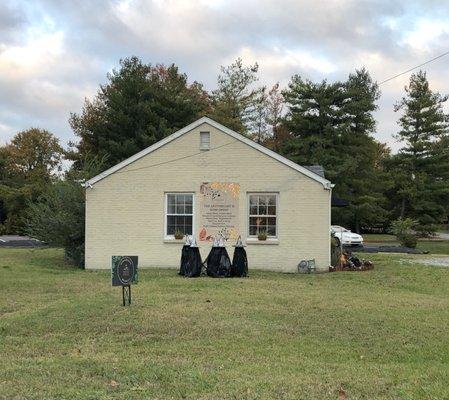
[85,116,333,189]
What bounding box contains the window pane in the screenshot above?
[176,203,185,214]
[258,205,267,215]
[185,216,193,234]
[267,217,276,226]
[267,225,276,236]
[168,203,176,213]
[249,217,261,227]
[168,194,176,206]
[249,225,257,235]
[268,195,276,206]
[249,195,258,206]
[249,205,258,215]
[185,195,193,214]
[267,205,276,215]
[175,215,184,227]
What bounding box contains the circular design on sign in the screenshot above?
[117,256,135,285]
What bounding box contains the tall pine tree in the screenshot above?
[282,69,389,232]
[336,69,389,232]
[389,70,449,234]
[282,76,346,172]
[69,57,210,169]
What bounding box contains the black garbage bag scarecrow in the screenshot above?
[231,236,248,277]
[178,235,191,276]
[205,236,231,278]
[184,237,202,278]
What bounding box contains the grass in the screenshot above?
[363,233,397,242]
[363,234,449,254]
[1,248,449,399]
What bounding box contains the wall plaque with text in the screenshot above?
[199,182,240,242]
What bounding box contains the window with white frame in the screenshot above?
[248,193,278,237]
[165,193,194,237]
[200,131,210,150]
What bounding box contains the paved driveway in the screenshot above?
[0,235,45,247]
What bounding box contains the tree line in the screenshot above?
[1,56,448,266]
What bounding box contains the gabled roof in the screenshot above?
[86,117,333,189]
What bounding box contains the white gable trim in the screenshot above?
[85,117,333,189]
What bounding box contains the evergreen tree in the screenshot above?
[282,69,389,231]
[436,134,449,223]
[69,57,209,169]
[389,70,449,234]
[282,76,346,171]
[210,58,261,134]
[335,69,389,232]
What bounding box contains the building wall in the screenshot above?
[85,122,331,272]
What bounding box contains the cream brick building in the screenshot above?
[85,117,333,272]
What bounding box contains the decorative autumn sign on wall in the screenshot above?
[199,182,240,242]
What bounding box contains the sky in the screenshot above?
[1,0,449,152]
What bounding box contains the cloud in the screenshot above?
[0,2,25,45]
[0,0,448,151]
[402,19,449,52]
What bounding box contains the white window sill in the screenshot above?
[246,238,279,245]
[163,238,186,244]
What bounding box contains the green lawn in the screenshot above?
[1,248,449,399]
[363,233,398,242]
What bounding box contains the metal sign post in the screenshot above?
[122,285,131,306]
[112,256,138,306]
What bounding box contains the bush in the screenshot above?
[400,233,418,248]
[389,218,418,248]
[25,156,105,268]
[25,181,85,267]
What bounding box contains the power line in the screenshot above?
[378,50,449,85]
[115,140,237,175]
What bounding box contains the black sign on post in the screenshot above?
[112,256,138,306]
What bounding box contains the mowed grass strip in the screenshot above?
[363,234,449,254]
[1,248,449,399]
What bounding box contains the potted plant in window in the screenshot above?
[257,230,267,241]
[174,229,184,240]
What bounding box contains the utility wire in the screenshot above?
[115,140,237,175]
[378,50,449,85]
